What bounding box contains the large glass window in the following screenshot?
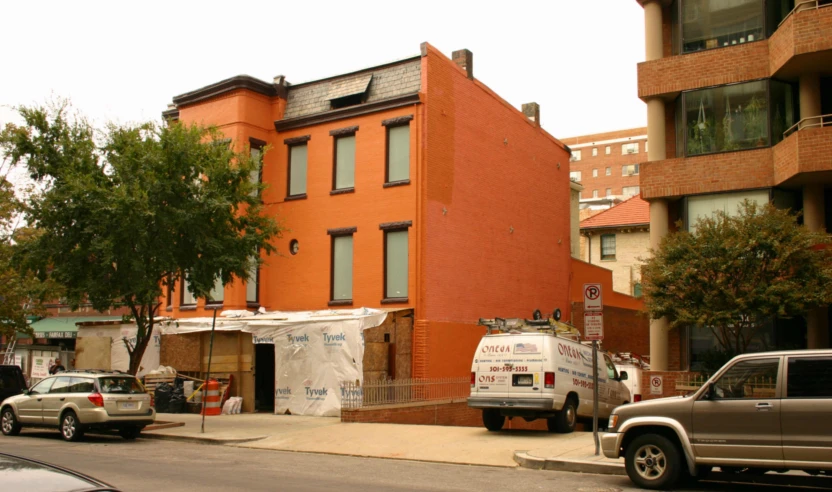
[288,144,307,197]
[332,235,353,302]
[678,80,797,157]
[387,125,410,183]
[208,276,224,304]
[685,189,769,233]
[181,274,196,306]
[673,0,765,54]
[334,135,356,190]
[246,257,258,305]
[385,230,408,300]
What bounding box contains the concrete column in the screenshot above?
[649,199,670,370]
[804,184,826,233]
[644,0,664,62]
[799,74,821,127]
[804,183,829,348]
[647,98,667,162]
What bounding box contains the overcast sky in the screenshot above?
[0,0,646,141]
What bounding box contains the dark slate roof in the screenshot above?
[283,57,421,119]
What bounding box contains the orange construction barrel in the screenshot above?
[201,379,221,416]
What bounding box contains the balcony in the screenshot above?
[638,1,832,100]
[773,115,832,185]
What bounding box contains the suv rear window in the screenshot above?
[787,356,832,398]
[98,377,145,394]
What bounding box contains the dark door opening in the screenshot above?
[255,344,275,412]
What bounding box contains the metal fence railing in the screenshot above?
[341,377,471,409]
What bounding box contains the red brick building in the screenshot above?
[562,127,648,201]
[636,0,832,370]
[163,43,576,380]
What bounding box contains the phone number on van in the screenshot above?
[573,378,594,390]
[490,366,529,373]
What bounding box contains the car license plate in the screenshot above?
[514,375,533,386]
[120,402,137,410]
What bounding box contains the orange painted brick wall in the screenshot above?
[170,90,421,316]
[640,147,774,200]
[419,44,572,327]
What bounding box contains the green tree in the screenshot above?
[642,200,832,360]
[0,176,62,340]
[0,103,282,374]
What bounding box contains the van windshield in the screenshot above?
[98,377,145,394]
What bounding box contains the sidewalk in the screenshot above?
[143,413,623,473]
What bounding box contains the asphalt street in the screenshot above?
[2,430,831,492]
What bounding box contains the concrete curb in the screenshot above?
[140,432,269,446]
[513,452,626,476]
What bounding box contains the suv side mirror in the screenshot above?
[619,371,629,381]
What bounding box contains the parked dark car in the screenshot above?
[0,452,120,491]
[0,365,26,404]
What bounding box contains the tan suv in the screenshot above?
[1,370,155,442]
[603,349,832,490]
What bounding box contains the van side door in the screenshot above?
[781,355,832,466]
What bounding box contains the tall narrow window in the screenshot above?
[333,134,356,191]
[180,274,196,307]
[207,276,224,305]
[592,147,598,157]
[246,256,259,306]
[249,138,265,198]
[605,146,611,155]
[328,228,356,304]
[383,116,412,184]
[287,141,308,198]
[601,234,616,260]
[381,221,412,301]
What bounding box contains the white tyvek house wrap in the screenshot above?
[161,308,386,417]
[76,324,161,378]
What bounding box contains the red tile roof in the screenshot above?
[580,194,650,230]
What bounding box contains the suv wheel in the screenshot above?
[553,398,577,433]
[482,409,504,431]
[1,407,21,436]
[60,411,84,442]
[625,434,682,490]
[119,426,141,440]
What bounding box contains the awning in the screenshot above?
[28,316,123,339]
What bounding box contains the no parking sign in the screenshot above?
[650,375,663,395]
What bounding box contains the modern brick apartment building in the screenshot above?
[637,0,832,370]
[161,43,576,380]
[562,128,648,201]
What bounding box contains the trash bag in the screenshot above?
[154,382,173,413]
[167,377,186,414]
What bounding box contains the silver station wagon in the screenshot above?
[1,370,155,442]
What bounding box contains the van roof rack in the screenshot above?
[478,316,582,341]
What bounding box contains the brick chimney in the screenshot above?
[452,49,473,80]
[522,103,540,127]
[273,75,289,98]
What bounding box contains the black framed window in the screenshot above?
[246,255,260,307]
[180,273,196,307]
[284,135,310,199]
[677,79,798,157]
[207,276,224,306]
[328,227,356,305]
[333,134,356,192]
[249,138,265,199]
[670,0,775,55]
[380,221,412,302]
[382,115,412,186]
[601,234,616,260]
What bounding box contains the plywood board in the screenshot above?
[75,337,112,371]
[160,334,200,372]
[364,342,388,372]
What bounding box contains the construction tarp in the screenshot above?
[76,324,161,378]
[158,308,387,417]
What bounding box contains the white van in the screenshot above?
[612,352,649,403]
[468,328,631,433]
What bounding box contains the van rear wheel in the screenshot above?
[553,398,577,433]
[482,409,504,431]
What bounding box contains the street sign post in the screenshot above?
[584,312,604,341]
[584,283,603,311]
